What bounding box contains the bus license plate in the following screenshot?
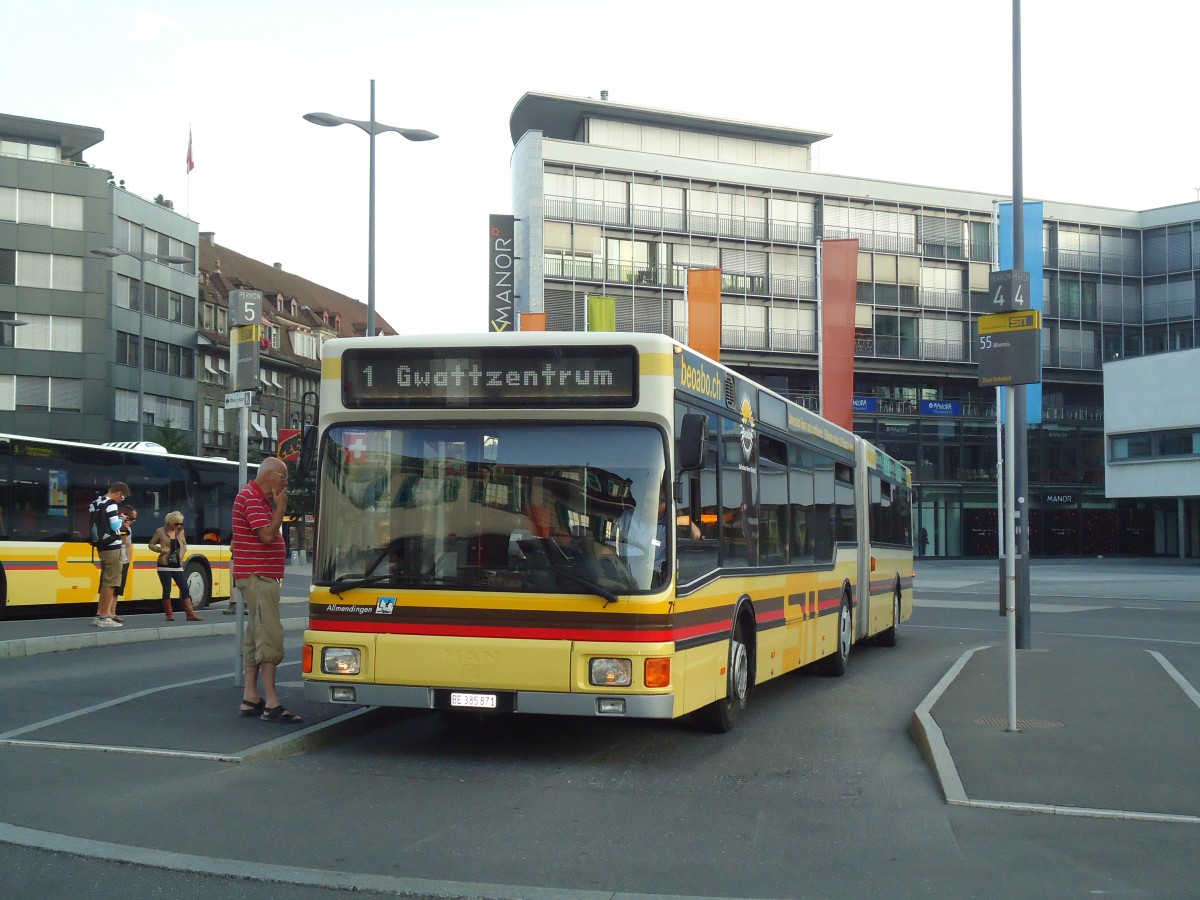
[450,692,497,709]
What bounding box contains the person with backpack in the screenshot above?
[90,481,130,627]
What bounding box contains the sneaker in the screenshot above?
[112,616,124,623]
[91,617,105,627]
[97,617,123,628]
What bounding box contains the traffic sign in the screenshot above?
[224,390,254,409]
[976,310,1042,386]
[988,269,1030,313]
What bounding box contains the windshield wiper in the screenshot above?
[329,572,475,595]
[329,574,393,596]
[518,538,619,604]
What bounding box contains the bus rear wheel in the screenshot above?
[696,616,750,733]
[817,593,852,677]
[876,588,901,648]
[185,562,212,610]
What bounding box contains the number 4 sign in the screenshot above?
[988,270,1030,313]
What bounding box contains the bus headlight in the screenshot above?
[321,647,361,675]
[589,657,632,687]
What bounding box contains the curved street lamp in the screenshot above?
[303,79,437,337]
[92,231,190,441]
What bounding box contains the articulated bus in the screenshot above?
[0,433,239,618]
[302,333,913,731]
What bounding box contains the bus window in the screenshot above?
[758,435,788,565]
[788,444,814,564]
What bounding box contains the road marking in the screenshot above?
[1149,651,1200,711]
[916,599,1107,613]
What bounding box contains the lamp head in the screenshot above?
[303,112,347,128]
[90,247,123,258]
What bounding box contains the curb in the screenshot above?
[909,644,989,805]
[0,616,308,660]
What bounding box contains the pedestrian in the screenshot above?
[89,481,130,628]
[113,505,137,611]
[233,457,302,724]
[148,511,202,622]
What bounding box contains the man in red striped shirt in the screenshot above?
[233,457,302,723]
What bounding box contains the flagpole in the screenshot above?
[186,126,193,217]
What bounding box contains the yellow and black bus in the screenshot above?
[0,433,237,617]
[302,333,913,730]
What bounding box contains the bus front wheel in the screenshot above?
[696,615,751,733]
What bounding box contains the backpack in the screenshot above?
[88,498,110,549]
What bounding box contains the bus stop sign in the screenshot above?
[976,310,1042,386]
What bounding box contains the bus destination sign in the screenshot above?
[341,346,639,409]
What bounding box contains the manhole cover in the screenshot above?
[973,716,1064,729]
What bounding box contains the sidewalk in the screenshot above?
[0,564,310,660]
[913,644,1200,822]
[911,558,1200,823]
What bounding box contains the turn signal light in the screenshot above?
[302,644,313,673]
[645,657,671,688]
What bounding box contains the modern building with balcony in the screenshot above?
[507,91,1200,558]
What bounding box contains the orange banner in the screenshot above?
[819,240,858,431]
[686,268,721,361]
[520,312,546,332]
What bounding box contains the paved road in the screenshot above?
[0,558,1197,898]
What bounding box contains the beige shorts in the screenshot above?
[236,575,284,666]
[98,548,124,589]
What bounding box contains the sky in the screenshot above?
[6,0,1197,335]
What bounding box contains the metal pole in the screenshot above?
[367,78,377,338]
[1005,387,1019,731]
[233,401,249,687]
[137,224,146,442]
[1012,0,1032,649]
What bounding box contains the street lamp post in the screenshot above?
[303,79,437,337]
[92,225,189,441]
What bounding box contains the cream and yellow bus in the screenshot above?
[0,433,237,617]
[301,333,913,731]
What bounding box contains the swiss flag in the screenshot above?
[344,431,368,464]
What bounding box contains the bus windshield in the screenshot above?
[314,423,669,597]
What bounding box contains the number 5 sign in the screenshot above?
[230,289,263,326]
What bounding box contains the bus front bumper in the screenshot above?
[304,680,676,719]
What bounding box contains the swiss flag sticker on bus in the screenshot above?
[343,431,368,465]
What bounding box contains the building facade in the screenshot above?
[2,112,381,464]
[508,92,1200,558]
[1103,347,1200,557]
[1,112,199,445]
[196,233,393,459]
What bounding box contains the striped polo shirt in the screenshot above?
[232,480,285,580]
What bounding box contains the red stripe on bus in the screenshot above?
[309,617,731,644]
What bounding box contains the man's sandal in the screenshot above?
[261,705,303,724]
[238,698,266,717]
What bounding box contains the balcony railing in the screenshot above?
[856,336,967,362]
[722,326,816,354]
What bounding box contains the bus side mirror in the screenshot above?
[677,413,708,473]
[296,425,318,481]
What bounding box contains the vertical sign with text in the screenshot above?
[488,214,515,332]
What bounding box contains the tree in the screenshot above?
[151,420,194,455]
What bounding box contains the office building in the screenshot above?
[507,92,1200,558]
[1,112,198,445]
